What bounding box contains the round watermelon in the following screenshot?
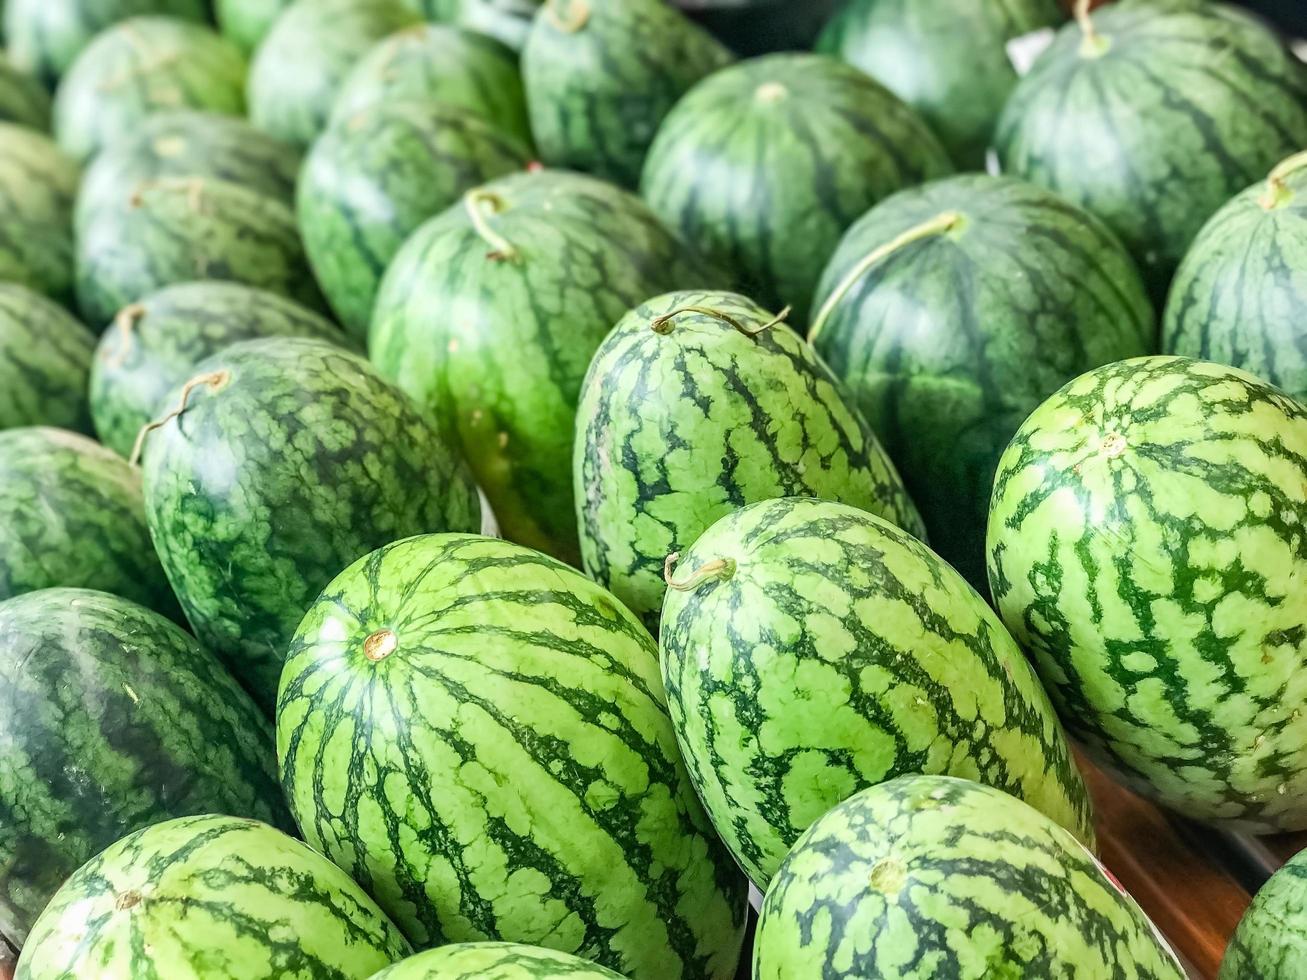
[372,944,626,979]
[215,0,290,52]
[0,284,94,432]
[0,52,50,130]
[0,123,78,304]
[1220,847,1307,978]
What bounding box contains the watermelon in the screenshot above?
[277,532,747,977]
[373,944,626,979]
[0,123,78,304]
[808,174,1155,587]
[0,284,94,432]
[370,169,716,566]
[1220,847,1307,978]
[15,813,411,979]
[299,100,530,340]
[1163,152,1307,402]
[52,17,247,164]
[247,0,421,148]
[575,289,922,626]
[0,53,50,131]
[76,176,324,328]
[988,356,1307,828]
[0,589,287,944]
[215,0,290,52]
[142,336,479,711]
[429,0,542,52]
[817,0,1064,169]
[753,775,1185,979]
[996,2,1307,296]
[641,53,951,326]
[89,280,346,458]
[522,0,732,189]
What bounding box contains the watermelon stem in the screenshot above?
[649,304,791,338]
[1073,0,1108,57]
[663,551,736,591]
[129,369,231,466]
[1259,150,1307,209]
[543,0,590,33]
[463,189,519,262]
[102,302,147,369]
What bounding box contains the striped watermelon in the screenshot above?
[276,533,747,979]
[0,589,286,944]
[575,289,922,626]
[1221,847,1307,977]
[15,814,411,978]
[988,356,1307,828]
[753,775,1185,979]
[0,123,78,304]
[371,943,626,979]
[0,53,50,130]
[640,52,951,326]
[808,174,1155,587]
[0,284,94,433]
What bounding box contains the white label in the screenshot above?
[1006,27,1057,76]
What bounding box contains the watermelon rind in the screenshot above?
[0,123,78,305]
[1220,846,1307,978]
[0,284,95,433]
[368,942,627,979]
[0,52,50,131]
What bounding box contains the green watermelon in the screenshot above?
[1220,847,1307,977]
[0,589,287,944]
[89,280,346,458]
[215,0,290,52]
[299,100,529,340]
[640,52,951,326]
[53,17,247,164]
[247,0,421,148]
[0,52,50,130]
[142,336,479,711]
[996,2,1307,296]
[373,944,626,979]
[370,169,717,566]
[753,775,1185,979]
[522,0,732,188]
[988,356,1307,828]
[808,174,1155,587]
[0,284,94,432]
[817,0,1064,169]
[16,813,411,978]
[76,175,324,328]
[429,0,542,52]
[277,532,747,978]
[661,496,1094,888]
[575,289,922,626]
[0,123,78,304]
[331,24,532,149]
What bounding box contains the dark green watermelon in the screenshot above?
[52,17,247,164]
[0,284,94,432]
[277,532,747,977]
[996,2,1307,296]
[522,0,732,188]
[215,0,290,52]
[0,123,78,304]
[299,100,529,340]
[641,53,952,325]
[89,280,346,458]
[0,588,288,944]
[0,52,50,130]
[1220,847,1307,977]
[15,814,411,978]
[809,174,1155,587]
[373,944,626,979]
[370,169,718,566]
[428,0,542,52]
[141,336,480,712]
[754,775,1184,979]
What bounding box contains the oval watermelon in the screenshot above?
[15,813,411,979]
[988,356,1307,828]
[1220,847,1307,978]
[754,775,1185,979]
[809,173,1155,587]
[0,52,50,130]
[0,123,78,304]
[0,589,287,944]
[373,943,626,979]
[0,284,94,432]
[640,52,951,326]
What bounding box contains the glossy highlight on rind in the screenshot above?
[0,284,95,433]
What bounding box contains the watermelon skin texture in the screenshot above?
[575,289,922,627]
[0,54,50,131]
[996,3,1307,296]
[754,775,1185,980]
[89,280,347,459]
[16,813,411,979]
[810,174,1155,588]
[0,124,78,305]
[1220,848,1307,978]
[640,52,951,326]
[988,356,1307,829]
[277,533,747,979]
[0,284,94,433]
[370,169,717,567]
[299,100,530,340]
[370,943,626,979]
[0,589,288,945]
[426,0,541,52]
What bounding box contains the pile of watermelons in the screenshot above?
[5,0,1307,974]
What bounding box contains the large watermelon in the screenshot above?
[808,174,1154,587]
[988,356,1307,828]
[299,100,529,340]
[0,53,50,130]
[52,17,247,164]
[89,280,346,458]
[373,944,626,979]
[0,589,287,944]
[575,289,921,626]
[0,123,78,304]
[370,169,716,566]
[142,336,479,711]
[640,52,951,325]
[996,2,1307,296]
[522,0,732,188]
[1220,847,1307,977]
[15,814,411,978]
[753,775,1185,979]
[0,284,94,432]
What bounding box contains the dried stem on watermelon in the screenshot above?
[129,369,230,466]
[1073,0,1108,57]
[463,188,519,262]
[1259,150,1307,209]
[102,302,147,369]
[543,0,590,33]
[649,303,791,338]
[663,551,736,592]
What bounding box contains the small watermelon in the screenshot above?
[428,0,542,52]
[0,123,78,304]
[0,284,94,432]
[215,0,290,52]
[1220,847,1307,978]
[372,943,626,979]
[0,52,50,130]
